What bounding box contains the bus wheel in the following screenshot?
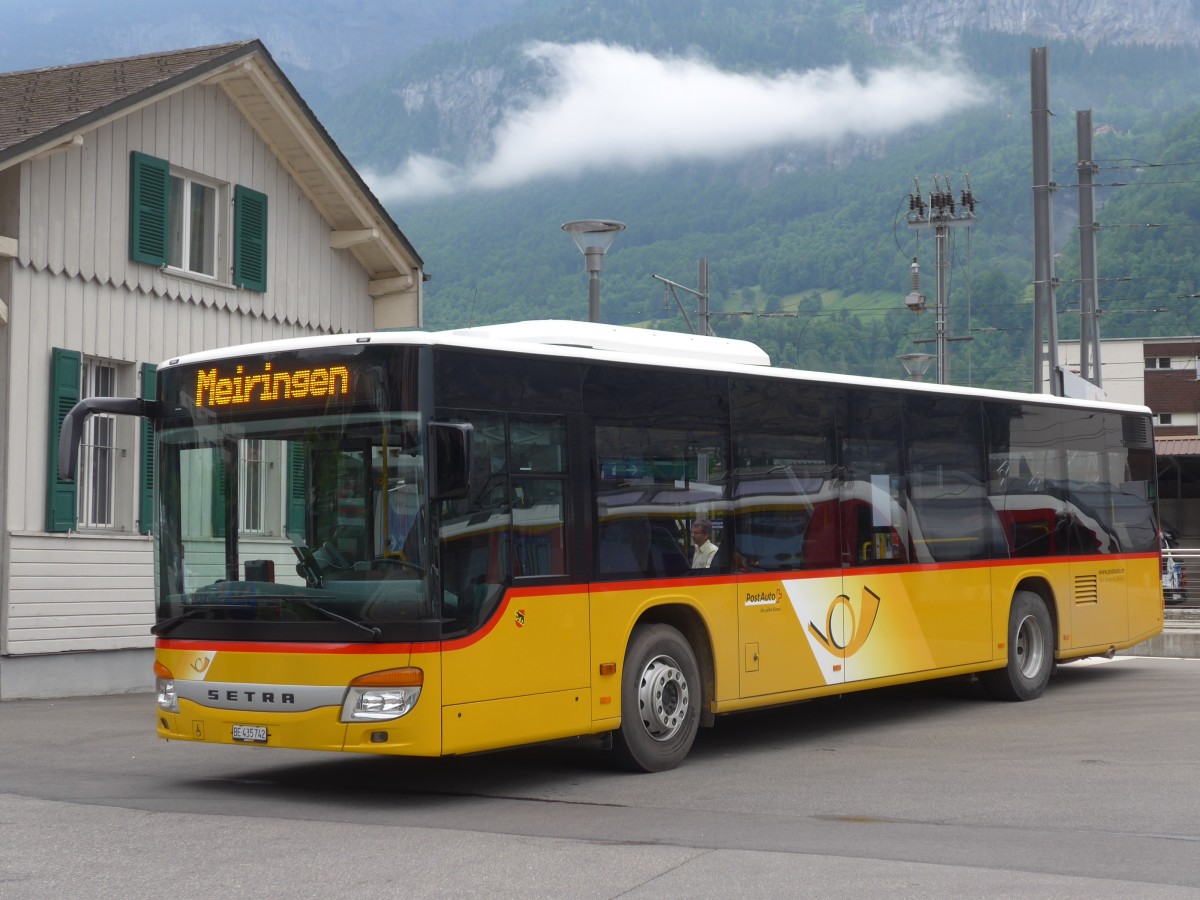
[613,624,701,772]
[984,591,1054,701]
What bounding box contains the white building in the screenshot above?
[0,41,424,699]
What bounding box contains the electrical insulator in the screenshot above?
[905,257,926,312]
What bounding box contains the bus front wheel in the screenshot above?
[613,624,701,772]
[984,590,1054,701]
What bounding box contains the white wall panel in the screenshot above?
[47,153,66,275]
[6,269,32,530]
[78,133,97,278]
[27,154,48,265]
[6,534,154,655]
[62,143,82,278]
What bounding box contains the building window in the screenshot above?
[129,151,266,290]
[47,349,151,534]
[169,174,218,277]
[1145,357,1172,369]
[238,439,265,533]
[1153,412,1198,429]
[78,358,118,529]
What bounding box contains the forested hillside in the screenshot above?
[325,3,1200,390]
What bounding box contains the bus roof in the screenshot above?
[157,319,1150,415]
[441,320,772,367]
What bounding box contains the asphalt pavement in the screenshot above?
[1,656,1198,898]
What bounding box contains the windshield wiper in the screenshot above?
[293,599,383,641]
[153,597,382,641]
[152,605,235,636]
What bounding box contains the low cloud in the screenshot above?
[365,41,984,203]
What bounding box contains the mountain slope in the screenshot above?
[324,2,1200,388]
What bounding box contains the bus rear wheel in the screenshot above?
[613,624,701,772]
[984,590,1054,701]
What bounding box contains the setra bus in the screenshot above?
[58,320,1164,771]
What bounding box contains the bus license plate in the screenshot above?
[231,724,268,743]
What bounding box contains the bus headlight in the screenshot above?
[154,661,179,713]
[341,667,423,722]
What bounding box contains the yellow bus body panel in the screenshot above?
[587,578,740,715]
[156,642,444,756]
[156,553,1162,757]
[441,589,590,706]
[443,689,592,755]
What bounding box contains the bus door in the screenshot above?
[836,392,991,685]
[837,464,932,685]
[437,413,590,754]
[732,471,845,697]
[731,379,845,698]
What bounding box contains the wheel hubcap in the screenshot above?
[637,654,689,742]
[1014,613,1046,679]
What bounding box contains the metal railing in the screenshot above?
[1164,546,1200,607]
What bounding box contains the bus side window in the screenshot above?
[512,476,566,577]
[593,422,727,580]
[985,401,1068,558]
[510,416,568,579]
[904,395,1002,563]
[438,412,511,629]
[840,389,908,566]
[729,379,837,573]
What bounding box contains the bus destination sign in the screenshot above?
[192,361,356,409]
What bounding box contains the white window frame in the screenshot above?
[168,169,225,280]
[77,358,123,529]
[1155,412,1197,428]
[237,439,286,538]
[238,438,265,534]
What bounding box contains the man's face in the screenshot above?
[691,526,706,546]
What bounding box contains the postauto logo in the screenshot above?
[782,581,882,684]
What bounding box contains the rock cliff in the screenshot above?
[863,0,1200,50]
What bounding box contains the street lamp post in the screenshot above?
[897,352,936,382]
[562,220,625,323]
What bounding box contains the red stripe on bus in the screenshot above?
[160,551,1158,656]
[157,638,441,654]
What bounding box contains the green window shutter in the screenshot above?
[211,446,226,538]
[139,363,157,535]
[233,184,267,292]
[46,348,82,533]
[286,442,306,538]
[129,152,170,266]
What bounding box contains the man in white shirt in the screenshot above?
[690,518,718,569]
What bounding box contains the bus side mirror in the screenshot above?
[429,422,473,501]
[58,397,159,481]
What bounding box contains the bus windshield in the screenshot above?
[150,338,436,642]
[155,412,431,642]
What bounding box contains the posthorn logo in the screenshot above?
[807,586,881,658]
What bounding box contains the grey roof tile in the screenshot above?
[0,42,253,158]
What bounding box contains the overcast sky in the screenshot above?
[364,41,985,203]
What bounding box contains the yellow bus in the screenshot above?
[58,320,1164,771]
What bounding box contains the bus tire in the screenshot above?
[613,624,701,773]
[984,591,1054,701]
